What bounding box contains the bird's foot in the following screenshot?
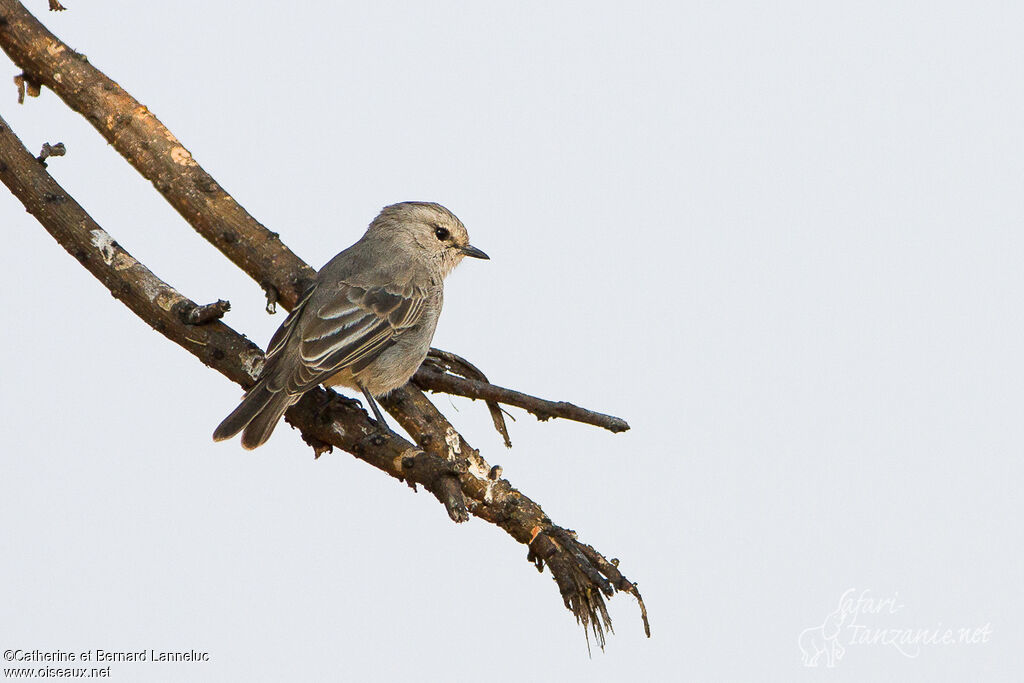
[312,387,361,424]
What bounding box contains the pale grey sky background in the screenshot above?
[2,1,1022,681]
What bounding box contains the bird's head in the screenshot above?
[370,202,488,278]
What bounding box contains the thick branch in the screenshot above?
[0,0,315,308]
[0,116,262,386]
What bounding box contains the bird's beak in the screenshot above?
[459,244,490,260]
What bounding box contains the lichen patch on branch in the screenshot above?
[88,228,180,309]
[89,228,116,265]
[239,348,264,380]
[444,426,461,459]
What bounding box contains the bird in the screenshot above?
[213,201,488,449]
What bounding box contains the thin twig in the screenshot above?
[424,347,512,446]
[414,367,630,433]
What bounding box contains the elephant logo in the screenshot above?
[798,600,849,667]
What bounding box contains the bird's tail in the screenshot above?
[213,382,295,450]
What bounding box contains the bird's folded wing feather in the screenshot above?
[264,281,427,395]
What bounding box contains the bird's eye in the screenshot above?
[434,226,450,241]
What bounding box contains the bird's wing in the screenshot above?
[266,281,428,396]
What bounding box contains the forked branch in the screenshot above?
[0,0,648,646]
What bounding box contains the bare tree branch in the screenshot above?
[423,348,513,447]
[0,0,628,439]
[0,113,263,389]
[415,365,631,434]
[0,0,649,645]
[0,112,649,642]
[0,0,316,307]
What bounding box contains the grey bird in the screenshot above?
[213,202,488,449]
